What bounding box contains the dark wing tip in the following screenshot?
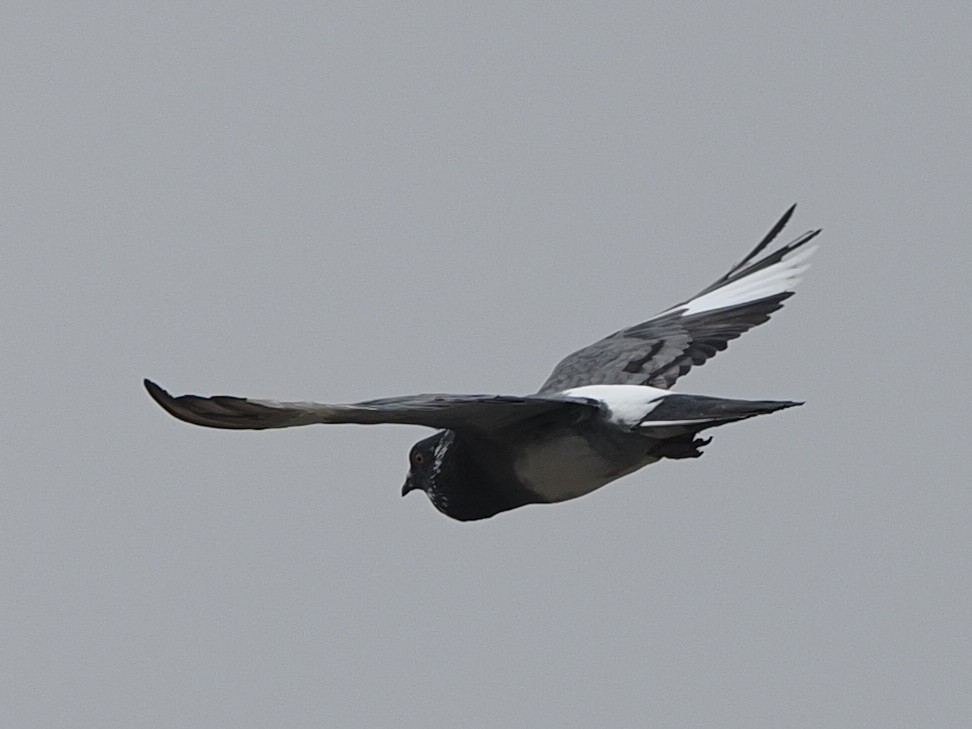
[144,378,198,424]
[143,378,259,429]
[144,378,171,408]
[777,203,798,232]
[732,204,797,271]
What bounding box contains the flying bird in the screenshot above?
[146,206,819,520]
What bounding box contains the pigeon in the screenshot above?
[145,206,819,521]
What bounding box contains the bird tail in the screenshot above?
[635,393,800,459]
[637,393,801,433]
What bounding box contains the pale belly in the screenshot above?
[512,433,660,503]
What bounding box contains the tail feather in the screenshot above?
[638,393,801,432]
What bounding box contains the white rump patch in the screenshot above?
[562,384,670,427]
[675,244,817,317]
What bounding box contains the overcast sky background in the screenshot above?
[3,3,970,727]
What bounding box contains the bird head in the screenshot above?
[400,429,520,521]
[401,430,453,509]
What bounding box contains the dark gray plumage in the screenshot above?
[145,207,819,520]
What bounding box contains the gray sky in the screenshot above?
[3,3,970,727]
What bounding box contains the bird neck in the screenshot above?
[428,433,529,521]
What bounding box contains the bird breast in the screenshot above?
[512,432,659,503]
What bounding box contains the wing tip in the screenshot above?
[144,377,170,407]
[144,378,264,429]
[731,203,800,274]
[143,378,191,423]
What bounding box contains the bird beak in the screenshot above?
[401,475,415,497]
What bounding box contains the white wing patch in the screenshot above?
[674,244,817,317]
[562,384,670,427]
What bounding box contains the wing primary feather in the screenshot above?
[143,379,309,429]
[719,203,796,284]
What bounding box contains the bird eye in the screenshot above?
[413,452,425,465]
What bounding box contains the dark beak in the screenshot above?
[401,474,416,497]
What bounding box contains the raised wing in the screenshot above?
[538,206,819,393]
[144,379,597,434]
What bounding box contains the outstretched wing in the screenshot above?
[144,379,597,434]
[538,206,819,393]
